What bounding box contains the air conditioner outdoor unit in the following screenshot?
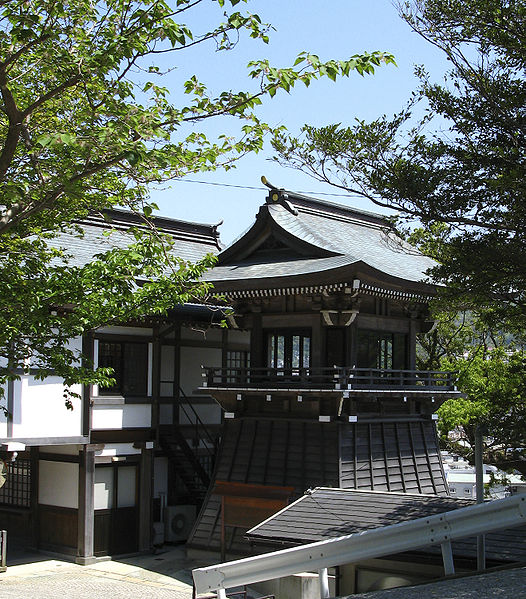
[164,505,196,542]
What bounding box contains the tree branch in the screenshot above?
[0,67,23,181]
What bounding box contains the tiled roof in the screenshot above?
[247,487,472,545]
[209,254,353,282]
[246,487,526,564]
[205,190,436,287]
[188,419,448,556]
[48,209,221,271]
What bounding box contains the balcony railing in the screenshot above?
[201,366,456,392]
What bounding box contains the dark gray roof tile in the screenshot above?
[208,192,436,287]
[47,209,221,269]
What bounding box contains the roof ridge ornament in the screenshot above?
[261,175,298,216]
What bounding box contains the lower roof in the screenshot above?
[246,487,526,564]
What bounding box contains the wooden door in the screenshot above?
[94,464,138,556]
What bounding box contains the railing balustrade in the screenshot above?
[201,366,455,392]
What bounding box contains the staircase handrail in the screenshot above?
[178,385,217,455]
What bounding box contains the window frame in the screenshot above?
[0,458,31,508]
[97,339,149,397]
[265,329,312,372]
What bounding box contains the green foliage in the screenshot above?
[0,0,395,409]
[410,224,526,473]
[272,0,526,331]
[437,348,526,474]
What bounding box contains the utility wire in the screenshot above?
[174,178,363,199]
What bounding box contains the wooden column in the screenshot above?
[151,327,161,443]
[138,446,154,552]
[81,333,94,438]
[172,323,181,426]
[408,318,417,370]
[30,446,39,550]
[347,320,358,368]
[250,312,263,367]
[311,314,323,368]
[76,446,95,565]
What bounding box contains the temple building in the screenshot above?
[187,182,461,557]
[1,182,462,565]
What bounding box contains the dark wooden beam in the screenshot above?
[82,333,94,438]
[90,428,154,443]
[30,446,39,550]
[138,447,154,552]
[76,446,95,565]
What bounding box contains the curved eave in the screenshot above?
[207,259,437,300]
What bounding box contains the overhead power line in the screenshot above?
[174,178,363,199]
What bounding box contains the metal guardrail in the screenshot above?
[193,495,526,599]
[0,529,6,572]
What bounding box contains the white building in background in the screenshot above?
[442,451,526,500]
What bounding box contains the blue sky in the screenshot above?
[149,0,449,245]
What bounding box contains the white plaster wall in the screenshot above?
[94,466,113,510]
[39,460,79,508]
[91,404,151,429]
[227,329,250,347]
[117,466,136,508]
[180,347,221,396]
[11,377,82,438]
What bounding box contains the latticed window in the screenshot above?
[226,350,250,383]
[0,458,31,508]
[98,340,148,396]
[357,330,407,370]
[226,350,250,370]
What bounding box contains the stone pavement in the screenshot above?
[3,546,526,599]
[345,565,526,599]
[0,545,200,599]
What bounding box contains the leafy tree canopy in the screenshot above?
[0,0,395,407]
[272,0,526,331]
[413,226,526,475]
[438,345,526,476]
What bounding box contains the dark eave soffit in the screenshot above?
[218,204,339,266]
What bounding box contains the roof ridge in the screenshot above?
[79,209,222,248]
[284,190,390,223]
[294,203,392,232]
[311,486,461,500]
